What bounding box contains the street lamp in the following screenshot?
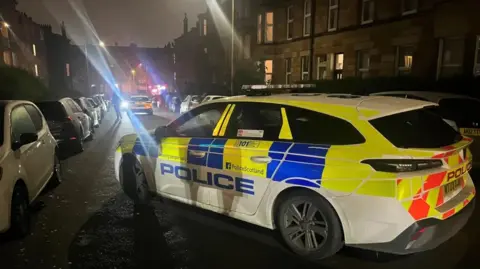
[99,41,105,48]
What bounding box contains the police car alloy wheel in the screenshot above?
[120,154,150,204]
[10,185,30,237]
[277,190,343,260]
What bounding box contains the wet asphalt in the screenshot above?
[0,109,479,269]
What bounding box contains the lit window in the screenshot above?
[66,63,70,77]
[203,19,208,36]
[361,0,375,24]
[3,51,11,66]
[204,47,208,54]
[356,50,370,78]
[1,24,8,39]
[328,0,339,31]
[438,37,465,78]
[34,64,39,77]
[173,53,176,64]
[334,53,344,80]
[402,0,418,15]
[32,44,37,56]
[174,72,177,80]
[243,35,251,59]
[396,46,414,76]
[265,60,273,84]
[285,58,292,83]
[475,36,480,77]
[264,12,274,43]
[301,56,309,81]
[303,0,311,36]
[316,55,327,80]
[257,14,262,44]
[287,6,294,40]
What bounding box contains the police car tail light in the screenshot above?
[361,159,443,173]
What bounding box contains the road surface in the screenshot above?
[0,108,478,269]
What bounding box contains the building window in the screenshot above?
[287,6,294,40]
[32,44,37,56]
[474,36,480,77]
[361,0,375,24]
[301,56,310,81]
[438,37,465,78]
[317,55,327,80]
[12,52,17,67]
[173,53,176,64]
[396,46,414,76]
[257,14,262,44]
[3,51,11,66]
[264,12,274,43]
[243,35,251,59]
[203,19,208,36]
[285,58,292,83]
[66,63,70,77]
[333,53,344,80]
[174,72,177,81]
[328,0,339,31]
[357,50,370,78]
[1,24,8,39]
[34,64,39,77]
[402,0,418,15]
[265,60,273,84]
[303,0,312,36]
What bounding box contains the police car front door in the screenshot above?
[155,103,229,206]
[208,103,289,215]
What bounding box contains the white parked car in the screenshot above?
[201,95,226,103]
[180,95,201,114]
[0,101,61,237]
[371,91,480,166]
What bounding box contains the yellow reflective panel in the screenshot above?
[158,137,190,163]
[119,134,138,154]
[223,139,273,178]
[396,178,412,200]
[219,104,235,136]
[213,104,231,136]
[321,179,364,193]
[279,107,293,140]
[355,180,396,197]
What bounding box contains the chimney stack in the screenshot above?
[183,13,188,34]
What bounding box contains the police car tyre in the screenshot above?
[10,184,30,237]
[277,190,343,260]
[120,154,151,205]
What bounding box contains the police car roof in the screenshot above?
[213,93,437,119]
[370,90,479,103]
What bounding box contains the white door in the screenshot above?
[10,105,47,196]
[155,102,229,206]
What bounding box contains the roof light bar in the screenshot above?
[242,84,317,90]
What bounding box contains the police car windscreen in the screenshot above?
[36,102,67,121]
[131,96,150,102]
[369,107,462,149]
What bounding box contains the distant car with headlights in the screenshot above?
[114,84,475,260]
[126,95,153,115]
[371,91,480,167]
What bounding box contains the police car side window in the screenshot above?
[286,107,365,145]
[173,103,227,137]
[225,103,282,140]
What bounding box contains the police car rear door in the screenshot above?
[156,103,229,206]
[209,102,292,215]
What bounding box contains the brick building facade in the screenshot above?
[244,0,480,84]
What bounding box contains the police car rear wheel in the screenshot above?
[277,190,343,260]
[120,154,150,205]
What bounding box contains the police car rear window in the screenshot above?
[370,107,462,148]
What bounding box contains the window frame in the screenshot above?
[333,53,344,80]
[285,58,292,83]
[34,64,39,77]
[265,59,273,84]
[203,18,208,36]
[303,0,312,36]
[301,56,310,81]
[328,0,339,32]
[396,46,414,76]
[401,0,418,16]
[264,11,274,43]
[66,63,70,77]
[316,55,327,80]
[32,44,37,56]
[361,0,375,25]
[166,102,229,138]
[356,50,370,78]
[474,36,480,76]
[437,37,465,79]
[257,14,263,44]
[287,5,294,40]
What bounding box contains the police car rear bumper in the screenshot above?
[350,199,474,254]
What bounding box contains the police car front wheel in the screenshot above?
[120,154,151,205]
[277,190,343,260]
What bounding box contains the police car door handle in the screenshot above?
[189,150,206,158]
[250,156,272,163]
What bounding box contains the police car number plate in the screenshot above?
[460,128,480,136]
[443,178,462,202]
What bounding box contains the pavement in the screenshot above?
[0,108,479,269]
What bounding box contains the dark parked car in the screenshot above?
[93,95,108,115]
[74,97,100,129]
[36,98,93,154]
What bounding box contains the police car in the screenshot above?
[114,84,475,260]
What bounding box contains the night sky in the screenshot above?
[16,0,207,47]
